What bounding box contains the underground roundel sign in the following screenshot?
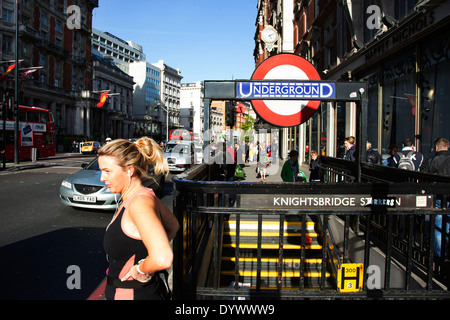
[240,54,322,127]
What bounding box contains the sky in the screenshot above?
[92,0,258,83]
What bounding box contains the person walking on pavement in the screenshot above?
[309,150,320,182]
[343,136,356,161]
[393,138,424,170]
[99,137,179,300]
[420,137,450,259]
[281,150,306,182]
[257,142,269,180]
[366,141,381,164]
[420,137,450,176]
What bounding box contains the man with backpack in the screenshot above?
[393,138,423,171]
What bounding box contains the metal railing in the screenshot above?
[172,163,450,300]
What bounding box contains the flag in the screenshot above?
[96,91,110,107]
[405,94,416,107]
[19,68,37,80]
[0,64,15,81]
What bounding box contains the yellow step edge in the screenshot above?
[219,285,323,290]
[222,257,322,263]
[224,231,318,237]
[223,243,322,250]
[226,221,315,226]
[221,270,331,278]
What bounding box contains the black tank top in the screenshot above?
[103,188,168,300]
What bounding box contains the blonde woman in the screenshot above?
[99,137,179,300]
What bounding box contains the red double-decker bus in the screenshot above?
[170,129,193,141]
[0,105,55,160]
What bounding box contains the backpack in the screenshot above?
[397,151,415,170]
[297,171,307,182]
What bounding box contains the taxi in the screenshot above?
[81,141,101,154]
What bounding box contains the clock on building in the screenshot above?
[261,26,278,44]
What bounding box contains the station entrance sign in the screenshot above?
[241,53,324,127]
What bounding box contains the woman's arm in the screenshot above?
[121,195,173,281]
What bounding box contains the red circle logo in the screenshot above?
[250,54,321,127]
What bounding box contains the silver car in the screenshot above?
[163,141,195,172]
[60,157,165,211]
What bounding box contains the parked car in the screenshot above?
[163,140,195,172]
[80,141,101,154]
[60,157,165,211]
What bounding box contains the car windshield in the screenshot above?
[84,142,93,146]
[165,143,189,154]
[84,158,100,170]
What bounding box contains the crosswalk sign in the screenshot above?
[337,263,364,293]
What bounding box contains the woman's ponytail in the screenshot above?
[135,137,169,176]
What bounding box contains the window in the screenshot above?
[421,32,450,158]
[28,111,39,122]
[2,8,13,23]
[55,20,62,33]
[2,35,13,53]
[359,69,380,153]
[41,11,48,26]
[382,50,416,152]
[40,54,47,68]
[40,111,50,123]
[395,0,417,20]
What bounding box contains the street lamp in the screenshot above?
[157,104,169,142]
[156,99,169,142]
[14,0,19,164]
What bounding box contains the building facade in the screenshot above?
[128,60,161,140]
[0,0,99,151]
[92,28,145,73]
[93,29,183,142]
[180,81,203,142]
[152,59,183,141]
[255,0,450,162]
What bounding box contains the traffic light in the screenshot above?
[225,101,236,127]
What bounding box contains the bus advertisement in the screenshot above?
[1,105,55,161]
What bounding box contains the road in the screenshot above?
[0,154,175,300]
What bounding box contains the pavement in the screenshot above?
[0,152,91,172]
[238,158,311,183]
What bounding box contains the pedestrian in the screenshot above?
[420,137,450,176]
[343,136,356,161]
[234,141,244,165]
[420,137,450,258]
[257,142,269,180]
[365,141,381,164]
[281,150,306,182]
[271,139,278,165]
[393,138,423,170]
[244,140,249,163]
[99,137,179,300]
[309,150,320,181]
[383,145,398,167]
